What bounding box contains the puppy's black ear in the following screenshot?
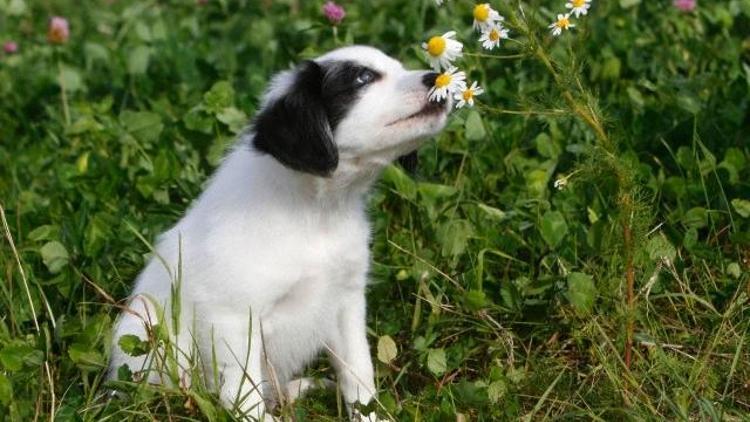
[252,61,338,176]
[397,151,419,174]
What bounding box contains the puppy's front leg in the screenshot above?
[327,291,381,420]
[207,314,271,421]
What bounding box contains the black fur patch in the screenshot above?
[252,61,338,176]
[397,151,419,174]
[319,61,382,128]
[253,60,382,177]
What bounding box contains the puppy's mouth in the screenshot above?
[386,99,448,127]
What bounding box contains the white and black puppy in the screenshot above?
[109,46,450,420]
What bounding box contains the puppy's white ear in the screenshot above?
[253,61,338,176]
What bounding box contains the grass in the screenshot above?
[1,0,749,420]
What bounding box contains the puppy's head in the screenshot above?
[252,46,450,178]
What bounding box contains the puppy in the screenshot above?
[109,46,450,420]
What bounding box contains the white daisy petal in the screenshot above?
[565,0,592,18]
[473,3,504,32]
[452,81,483,109]
[422,31,464,72]
[479,23,509,50]
[429,67,467,103]
[549,13,574,36]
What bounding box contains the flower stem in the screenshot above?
[478,104,567,116]
[57,59,70,126]
[530,31,638,374]
[463,52,527,60]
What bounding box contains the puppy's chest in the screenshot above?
[262,227,368,317]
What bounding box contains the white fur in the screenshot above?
[109,46,449,420]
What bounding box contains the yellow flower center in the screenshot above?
[473,4,490,22]
[558,16,570,29]
[427,36,446,57]
[462,89,474,102]
[435,73,452,88]
[489,28,501,41]
[572,0,585,7]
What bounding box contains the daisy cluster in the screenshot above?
[422,3,510,108]
[424,1,593,109]
[549,0,592,36]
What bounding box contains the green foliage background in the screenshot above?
[1,0,749,420]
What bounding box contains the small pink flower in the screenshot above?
[322,1,346,25]
[48,16,70,44]
[673,0,696,12]
[3,41,18,54]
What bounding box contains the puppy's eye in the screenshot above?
[355,69,377,87]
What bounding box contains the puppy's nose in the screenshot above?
[422,72,438,88]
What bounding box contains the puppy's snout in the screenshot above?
[421,72,439,88]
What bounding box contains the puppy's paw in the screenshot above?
[285,377,335,403]
[259,412,277,421]
[352,409,390,422]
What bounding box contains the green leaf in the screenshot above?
[189,391,219,422]
[377,335,398,364]
[526,169,549,197]
[118,334,150,357]
[626,86,644,108]
[534,133,561,159]
[464,110,486,141]
[463,290,487,311]
[117,363,133,381]
[204,81,235,114]
[40,241,69,273]
[436,219,474,258]
[487,379,507,404]
[121,110,163,143]
[84,42,110,66]
[381,164,417,200]
[183,106,214,134]
[726,262,741,279]
[647,235,676,263]
[731,199,750,218]
[28,225,59,241]
[68,343,106,370]
[0,372,11,405]
[0,343,43,371]
[216,107,248,134]
[683,207,708,228]
[127,45,152,75]
[477,203,507,221]
[427,348,447,375]
[567,272,597,316]
[58,66,84,92]
[601,56,622,80]
[417,182,457,201]
[6,0,28,15]
[619,0,641,8]
[540,211,568,249]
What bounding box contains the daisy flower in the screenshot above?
[422,31,463,72]
[479,23,509,50]
[454,81,484,108]
[473,3,503,31]
[548,13,574,36]
[428,67,467,103]
[565,0,592,18]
